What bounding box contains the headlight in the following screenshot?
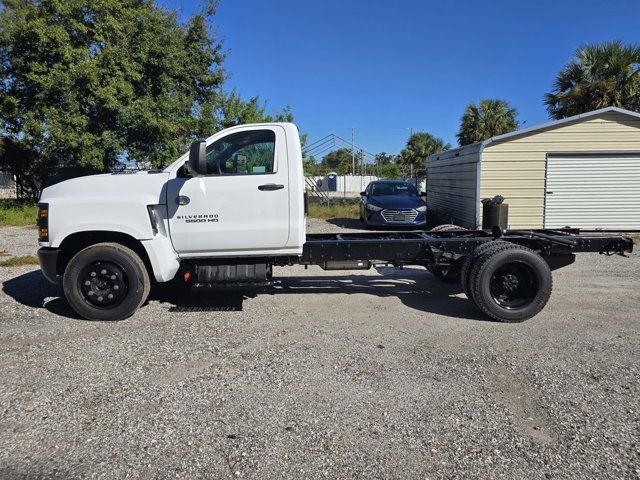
[37,203,49,242]
[416,205,427,212]
[366,203,383,211]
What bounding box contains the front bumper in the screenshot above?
[364,210,427,226]
[38,247,61,284]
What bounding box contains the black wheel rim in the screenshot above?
[78,261,129,308]
[489,261,538,310]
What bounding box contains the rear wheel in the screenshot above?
[63,243,150,321]
[460,240,510,299]
[428,224,467,282]
[467,243,552,322]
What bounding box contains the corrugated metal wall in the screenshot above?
[481,111,640,229]
[426,144,480,228]
[545,154,640,229]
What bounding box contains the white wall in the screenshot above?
[313,175,379,194]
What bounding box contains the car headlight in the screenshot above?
[416,205,427,212]
[366,203,383,211]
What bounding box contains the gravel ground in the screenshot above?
[0,224,639,479]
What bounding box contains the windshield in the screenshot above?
[370,182,418,197]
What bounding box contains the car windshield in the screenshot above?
[370,182,418,197]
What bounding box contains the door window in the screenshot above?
[205,129,276,175]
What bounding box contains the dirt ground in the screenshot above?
[0,223,639,479]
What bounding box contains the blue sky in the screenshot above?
[161,0,640,156]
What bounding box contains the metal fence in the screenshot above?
[0,172,15,188]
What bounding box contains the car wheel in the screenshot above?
[460,240,510,299]
[467,243,552,322]
[63,242,150,321]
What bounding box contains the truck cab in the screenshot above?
[165,123,306,258]
[38,123,305,320]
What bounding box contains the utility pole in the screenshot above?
[351,128,355,175]
[406,127,414,181]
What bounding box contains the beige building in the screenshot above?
[426,107,640,230]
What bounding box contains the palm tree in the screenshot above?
[456,99,519,146]
[544,41,640,120]
[399,132,450,178]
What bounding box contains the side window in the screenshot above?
[206,129,276,176]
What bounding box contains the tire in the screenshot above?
[429,224,466,233]
[428,224,467,282]
[467,243,552,322]
[63,242,150,321]
[460,240,510,299]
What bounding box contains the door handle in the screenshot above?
[258,184,284,191]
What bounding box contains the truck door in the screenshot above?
[166,125,290,255]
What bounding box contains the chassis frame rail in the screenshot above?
[300,229,633,266]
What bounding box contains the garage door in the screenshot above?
[545,153,640,230]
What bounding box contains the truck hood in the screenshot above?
[40,171,169,205]
[368,195,425,209]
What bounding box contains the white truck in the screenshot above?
[37,123,633,322]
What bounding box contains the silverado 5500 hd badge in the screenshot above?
[176,214,219,223]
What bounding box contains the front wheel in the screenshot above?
[63,243,150,321]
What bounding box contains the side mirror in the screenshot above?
[360,191,366,196]
[186,141,207,176]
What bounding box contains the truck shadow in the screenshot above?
[0,270,251,319]
[150,283,251,312]
[1,269,83,319]
[267,268,488,322]
[2,269,489,322]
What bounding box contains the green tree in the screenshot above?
[0,0,292,198]
[379,162,401,179]
[399,132,450,177]
[218,91,294,129]
[303,157,319,176]
[374,152,396,166]
[456,99,519,146]
[544,41,640,120]
[321,148,360,175]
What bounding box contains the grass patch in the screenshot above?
[0,199,38,227]
[0,255,40,267]
[308,203,360,220]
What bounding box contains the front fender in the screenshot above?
[44,198,156,248]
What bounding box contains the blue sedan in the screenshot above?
[359,180,427,227]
